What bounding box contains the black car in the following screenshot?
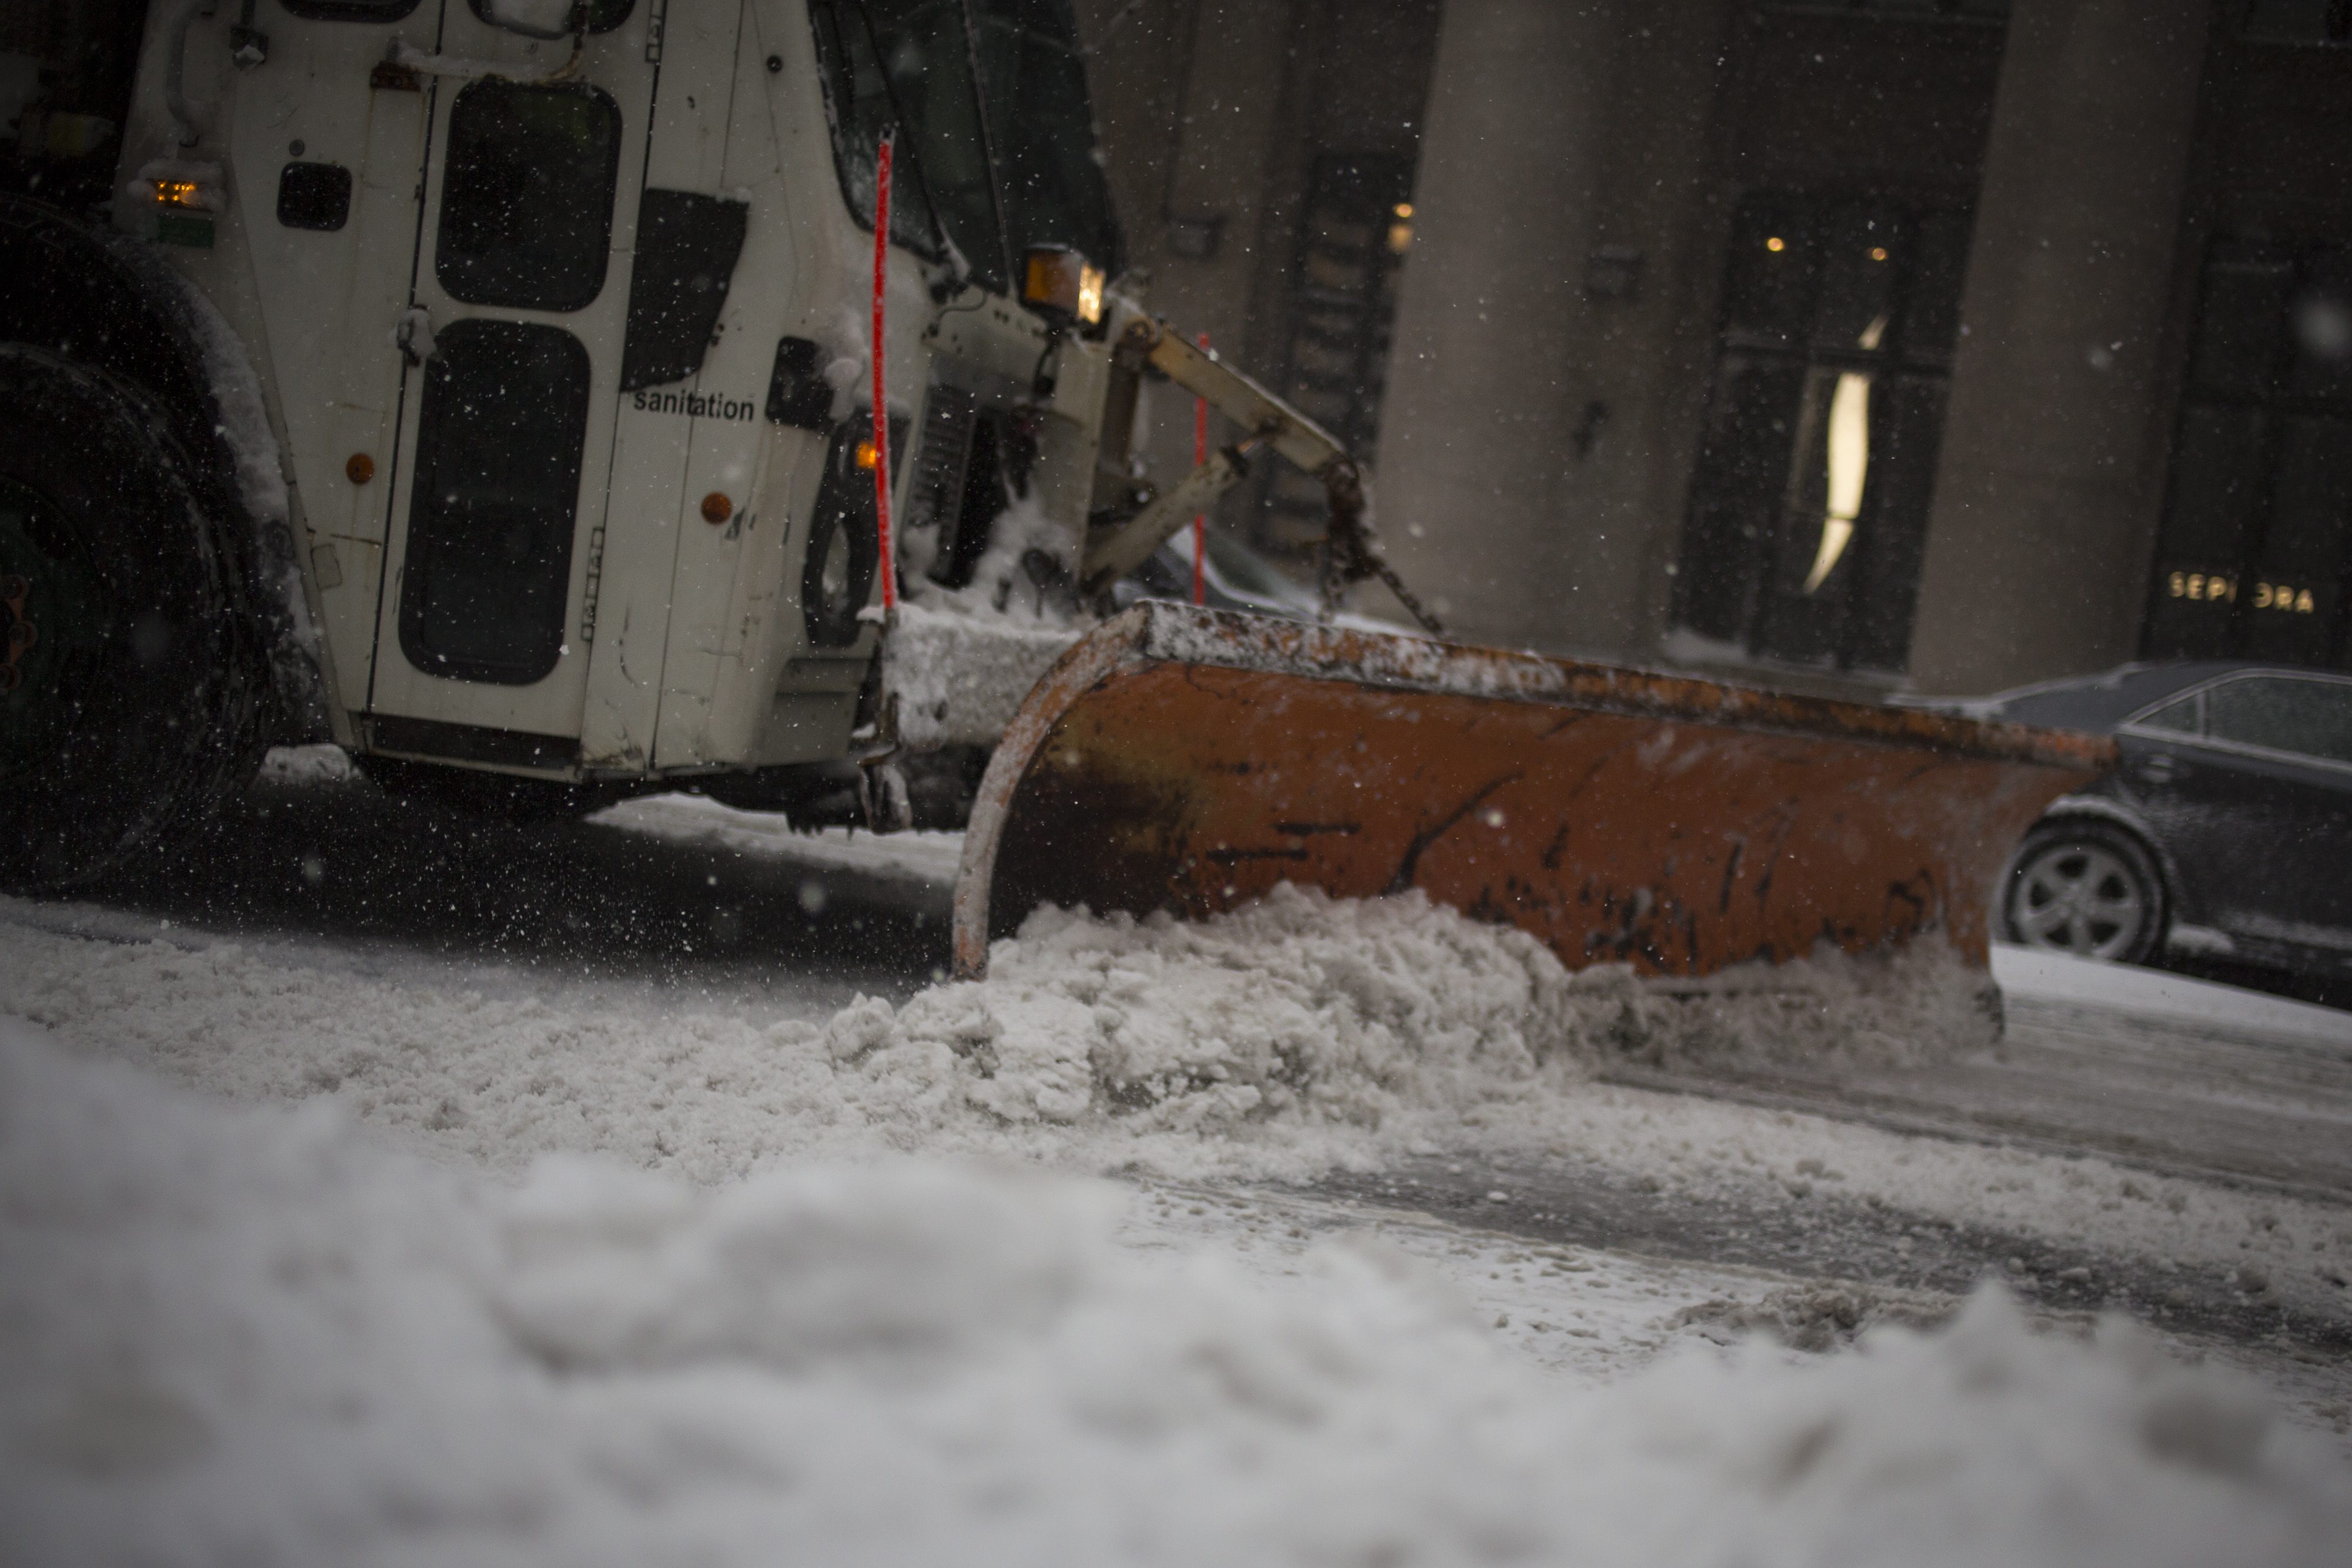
[1972,663,2352,982]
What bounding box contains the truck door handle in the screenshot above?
[394,306,437,367]
[2131,755,2179,784]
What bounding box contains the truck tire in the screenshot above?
[801,495,878,648]
[0,344,267,890]
[801,421,881,648]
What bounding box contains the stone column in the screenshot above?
[1372,0,1615,648]
[1905,0,2212,694]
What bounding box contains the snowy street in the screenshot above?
[11,0,2352,1557]
[4,752,2350,1562]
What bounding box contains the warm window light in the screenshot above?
[1765,235,1786,253]
[1802,310,1892,596]
[1802,372,1871,596]
[854,439,878,470]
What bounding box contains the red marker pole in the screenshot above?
[871,133,896,614]
[1191,331,1210,606]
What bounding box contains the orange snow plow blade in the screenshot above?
[952,603,2113,982]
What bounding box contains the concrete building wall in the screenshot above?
[1373,0,1618,648]
[1906,0,2214,694]
[1075,0,1442,533]
[1560,2,1742,661]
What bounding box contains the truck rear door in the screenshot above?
[363,1,658,767]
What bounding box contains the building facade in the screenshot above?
[1084,0,2352,696]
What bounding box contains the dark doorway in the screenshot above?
[1671,191,1972,673]
[2143,239,2352,673]
[1253,151,1415,558]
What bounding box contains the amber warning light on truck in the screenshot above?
[1021,245,1105,327]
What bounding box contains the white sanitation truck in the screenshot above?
[1,0,1405,877]
[0,0,2103,1000]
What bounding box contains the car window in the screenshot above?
[2126,693,2201,734]
[2200,676,2352,766]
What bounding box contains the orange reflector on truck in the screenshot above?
[953,603,2113,983]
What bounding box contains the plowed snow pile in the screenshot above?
[2,885,1984,1184]
[13,886,2347,1312]
[2,1020,2343,1567]
[918,885,1994,1118]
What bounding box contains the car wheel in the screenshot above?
[0,344,266,891]
[2001,820,2167,964]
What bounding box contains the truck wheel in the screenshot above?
[801,423,881,648]
[0,345,265,891]
[2000,820,2166,965]
[801,497,877,648]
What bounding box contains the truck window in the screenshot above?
[808,0,1122,290]
[435,81,622,313]
[281,1,423,18]
[968,0,1121,277]
[808,0,983,278]
[399,320,591,686]
[466,0,636,32]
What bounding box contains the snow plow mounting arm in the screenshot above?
[1079,317,1435,630]
[1120,316,1352,477]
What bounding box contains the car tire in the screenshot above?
[0,344,266,891]
[2000,820,2167,965]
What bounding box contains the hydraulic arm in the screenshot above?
[1076,316,1442,633]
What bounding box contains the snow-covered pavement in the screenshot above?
[2,753,2348,1562]
[13,1019,2346,1566]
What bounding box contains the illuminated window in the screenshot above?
[1671,193,1972,673]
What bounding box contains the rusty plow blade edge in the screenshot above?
[951,604,2113,993]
